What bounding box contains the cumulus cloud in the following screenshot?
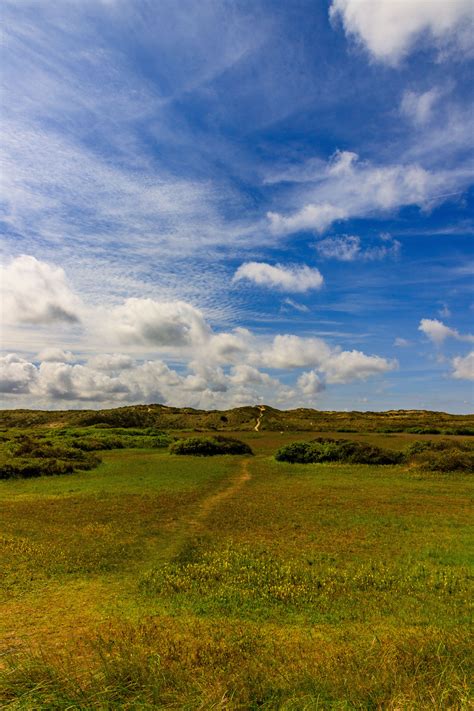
[87,354,134,371]
[256,335,332,370]
[297,370,325,396]
[267,150,455,237]
[233,262,323,292]
[394,338,410,348]
[203,329,252,365]
[104,298,211,347]
[323,350,396,384]
[254,334,396,383]
[330,0,474,64]
[37,348,74,363]
[452,351,474,380]
[182,362,227,393]
[1,255,82,325]
[0,255,398,407]
[419,318,474,346]
[0,354,37,394]
[229,364,276,387]
[7,357,181,403]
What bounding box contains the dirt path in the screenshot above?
[254,405,266,431]
[189,457,251,530]
[0,459,253,661]
[158,458,252,563]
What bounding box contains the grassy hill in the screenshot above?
[1,403,473,434]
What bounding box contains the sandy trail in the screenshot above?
[254,405,266,431]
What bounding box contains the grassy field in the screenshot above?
[0,427,472,709]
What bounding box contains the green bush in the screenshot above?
[419,450,473,472]
[275,438,403,465]
[170,435,253,456]
[405,439,473,455]
[405,440,474,472]
[0,459,74,479]
[1,436,102,480]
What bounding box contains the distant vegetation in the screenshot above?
[1,403,473,434]
[170,435,253,456]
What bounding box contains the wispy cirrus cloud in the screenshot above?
[265,150,471,237]
[401,88,443,126]
[315,234,401,262]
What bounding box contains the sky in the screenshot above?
[1,0,473,413]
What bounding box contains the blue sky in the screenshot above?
[1,0,473,412]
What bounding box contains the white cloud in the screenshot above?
[103,298,211,348]
[0,256,399,407]
[419,318,457,345]
[233,262,323,292]
[37,348,74,363]
[0,354,37,394]
[297,370,325,396]
[324,350,396,384]
[282,298,310,313]
[330,0,474,65]
[268,203,346,235]
[316,235,361,261]
[1,334,396,408]
[254,334,396,383]
[182,362,227,393]
[87,354,134,371]
[438,303,452,319]
[401,89,442,126]
[419,318,474,346]
[267,150,458,237]
[452,351,474,380]
[256,335,332,370]
[316,234,401,261]
[394,338,410,348]
[229,364,276,387]
[203,329,252,365]
[1,255,82,325]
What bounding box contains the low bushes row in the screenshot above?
[275,437,473,472]
[0,453,101,480]
[275,438,403,465]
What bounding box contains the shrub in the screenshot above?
[405,440,474,472]
[1,437,102,480]
[275,438,403,465]
[170,435,253,456]
[419,450,474,472]
[405,439,473,455]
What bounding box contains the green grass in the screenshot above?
[0,430,472,709]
